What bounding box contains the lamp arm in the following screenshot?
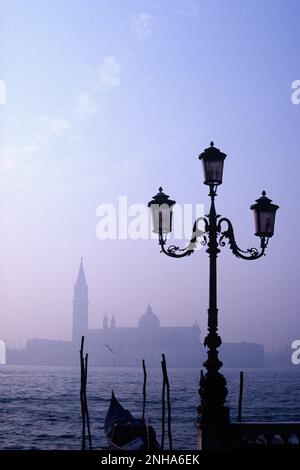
[159,217,209,258]
[217,217,267,260]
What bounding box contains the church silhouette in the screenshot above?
[7,259,264,368]
[72,259,201,367]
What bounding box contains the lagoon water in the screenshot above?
[1,366,300,450]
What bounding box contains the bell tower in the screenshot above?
[72,258,89,344]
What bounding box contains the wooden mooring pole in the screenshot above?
[238,370,244,422]
[142,359,147,422]
[161,357,166,449]
[80,336,92,450]
[84,353,92,449]
[161,353,172,450]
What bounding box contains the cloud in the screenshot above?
[0,144,38,172]
[177,0,199,17]
[132,13,153,40]
[75,92,97,119]
[34,116,70,137]
[0,52,125,173]
[0,116,70,172]
[96,56,121,91]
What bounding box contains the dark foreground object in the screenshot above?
[0,450,299,467]
[105,391,160,450]
[197,421,300,449]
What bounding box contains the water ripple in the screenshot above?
[0,365,300,449]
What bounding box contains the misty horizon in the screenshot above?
[1,256,296,355]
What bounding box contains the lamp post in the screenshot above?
[148,142,279,427]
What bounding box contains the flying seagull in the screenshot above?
[104,344,114,354]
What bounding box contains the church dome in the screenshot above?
[138,304,160,329]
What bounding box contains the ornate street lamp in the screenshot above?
[148,142,279,427]
[250,191,279,238]
[148,187,176,236]
[199,141,227,186]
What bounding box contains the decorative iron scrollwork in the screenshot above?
[159,214,268,260]
[217,218,267,260]
[159,217,209,258]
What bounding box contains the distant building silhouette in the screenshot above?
[72,258,88,344]
[6,259,264,368]
[111,315,116,329]
[103,314,108,329]
[139,303,160,329]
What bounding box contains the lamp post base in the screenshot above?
[196,405,230,450]
[198,366,230,424]
[197,405,230,425]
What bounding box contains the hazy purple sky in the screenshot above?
[0,0,300,351]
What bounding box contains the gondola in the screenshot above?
[105,391,160,450]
